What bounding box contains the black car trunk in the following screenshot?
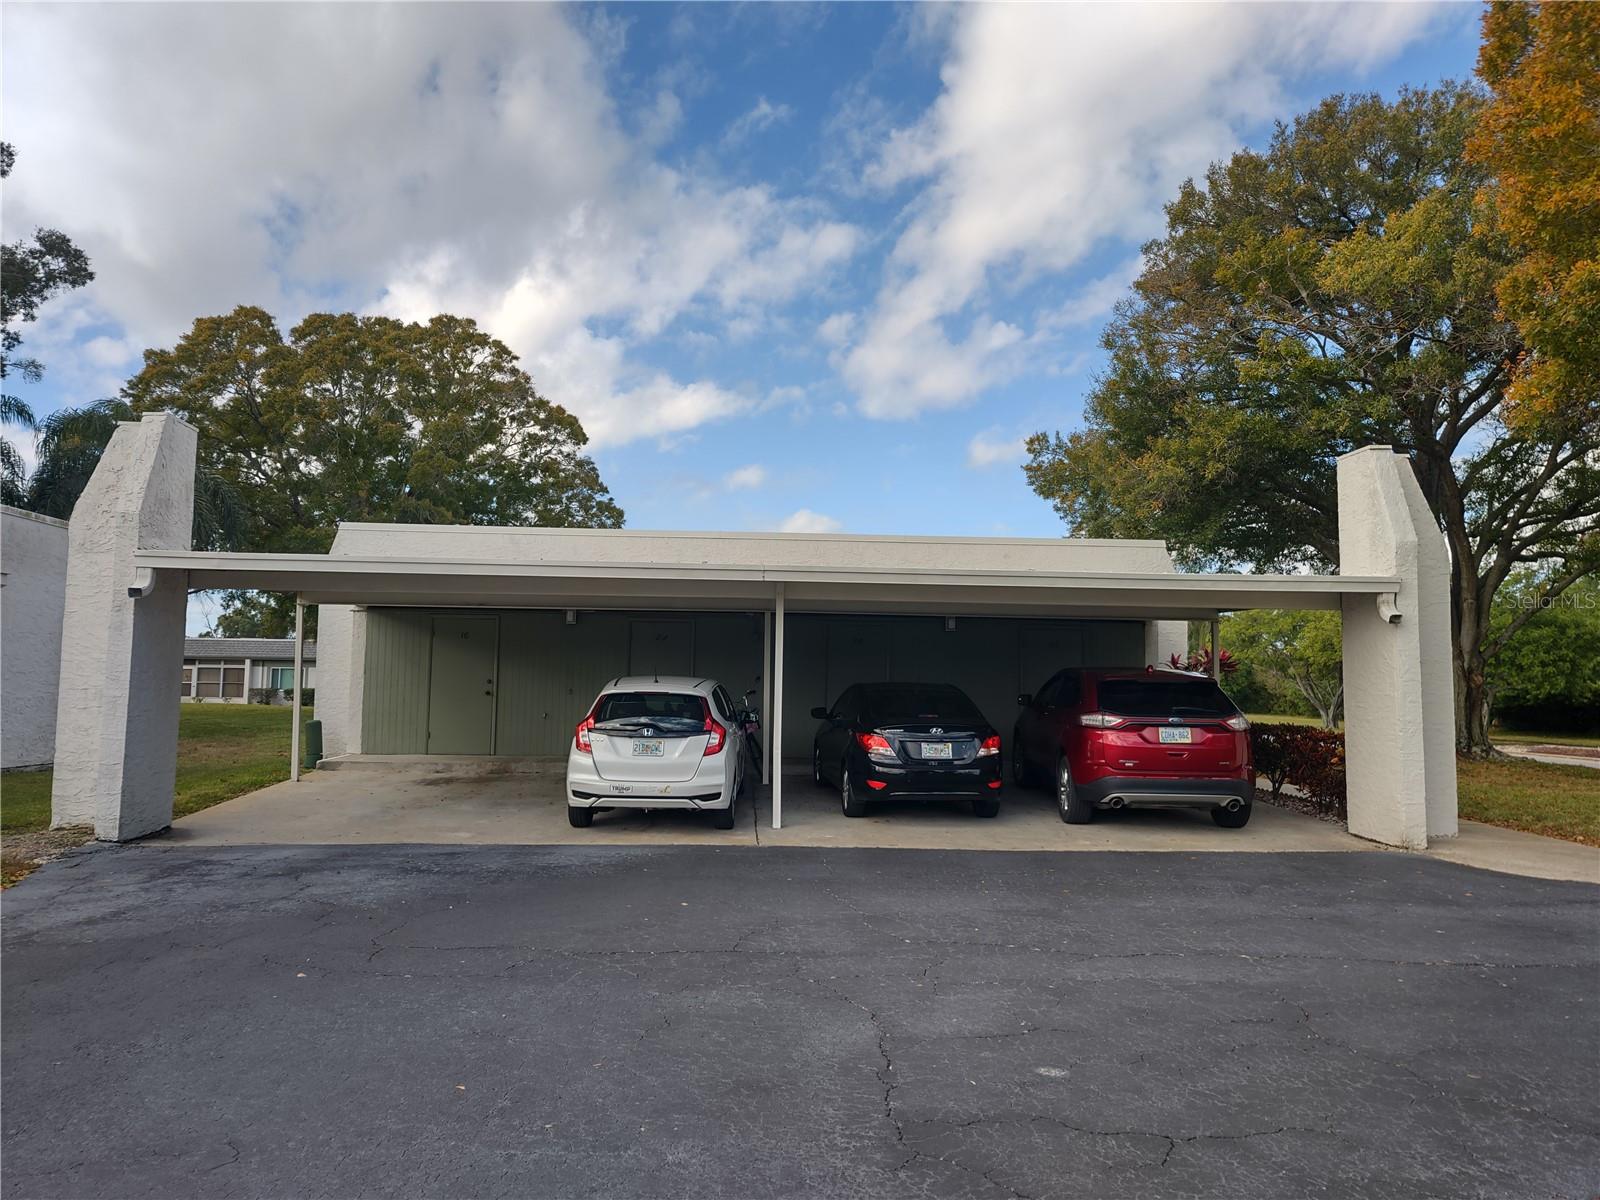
[876,723,982,766]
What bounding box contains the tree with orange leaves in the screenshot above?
[1469,0,1600,434]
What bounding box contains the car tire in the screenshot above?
[812,746,825,787]
[1056,758,1093,825]
[711,801,736,830]
[1211,802,1252,829]
[972,794,1000,818]
[841,767,868,817]
[567,805,595,828]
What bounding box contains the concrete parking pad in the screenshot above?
[3,844,1596,1199]
[168,757,1368,853]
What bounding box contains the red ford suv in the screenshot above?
[1012,668,1254,828]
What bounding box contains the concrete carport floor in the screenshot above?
[170,756,1368,852]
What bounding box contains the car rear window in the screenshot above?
[1096,678,1236,719]
[593,692,707,728]
[860,684,984,725]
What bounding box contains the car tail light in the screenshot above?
[977,734,1000,757]
[1224,714,1250,731]
[986,779,1002,789]
[575,714,595,753]
[866,779,888,790]
[703,715,727,755]
[857,731,896,760]
[1078,713,1126,729]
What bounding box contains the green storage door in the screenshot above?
[426,616,498,754]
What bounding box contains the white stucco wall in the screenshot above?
[1,506,70,769]
[52,414,196,840]
[314,604,366,757]
[1338,446,1457,847]
[329,523,1180,575]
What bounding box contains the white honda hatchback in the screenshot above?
[566,676,749,829]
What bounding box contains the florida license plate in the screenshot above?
[922,742,953,759]
[1158,727,1193,744]
[632,739,665,757]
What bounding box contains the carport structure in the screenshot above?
[51,414,1457,849]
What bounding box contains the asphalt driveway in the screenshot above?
[3,844,1596,1199]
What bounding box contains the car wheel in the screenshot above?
[812,746,825,787]
[567,806,595,828]
[1056,758,1093,825]
[1211,802,1252,829]
[972,793,1000,818]
[711,800,736,830]
[841,767,868,817]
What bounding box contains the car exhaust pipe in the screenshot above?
[1108,796,1125,809]
[1223,797,1243,812]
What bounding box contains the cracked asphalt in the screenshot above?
[2,844,1596,1199]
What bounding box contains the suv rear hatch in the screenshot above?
[1089,677,1243,777]
[587,691,713,783]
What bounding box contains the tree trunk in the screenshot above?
[1455,642,1496,755]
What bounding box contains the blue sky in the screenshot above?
[5,1,1481,567]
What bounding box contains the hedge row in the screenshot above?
[1251,723,1347,820]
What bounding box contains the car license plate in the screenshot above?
[1158,727,1193,744]
[632,739,665,757]
[922,742,953,759]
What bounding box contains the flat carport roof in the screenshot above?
[131,548,1401,622]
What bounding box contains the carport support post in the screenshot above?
[772,583,785,830]
[1337,446,1457,848]
[290,596,304,782]
[761,609,773,786]
[50,413,196,841]
[1209,618,1220,678]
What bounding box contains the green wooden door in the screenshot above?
[427,616,498,754]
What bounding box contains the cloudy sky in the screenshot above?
[6,1,1479,550]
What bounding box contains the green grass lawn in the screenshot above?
[1487,729,1600,749]
[1457,756,1600,846]
[2,703,309,835]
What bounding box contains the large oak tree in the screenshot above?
[1024,85,1599,753]
[35,306,624,635]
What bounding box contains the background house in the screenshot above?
[1,505,69,769]
[182,637,315,703]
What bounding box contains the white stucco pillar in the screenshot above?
[313,603,367,758]
[1143,619,1187,667]
[1337,446,1457,848]
[51,413,196,841]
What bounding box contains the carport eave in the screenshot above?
[134,548,1397,616]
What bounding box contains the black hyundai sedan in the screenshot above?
[810,681,1002,818]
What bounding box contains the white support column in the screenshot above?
[1338,446,1457,848]
[51,413,196,841]
[761,609,773,786]
[290,596,304,782]
[771,583,786,830]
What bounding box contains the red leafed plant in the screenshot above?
[1168,648,1238,675]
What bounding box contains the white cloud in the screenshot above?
[817,311,857,346]
[723,464,768,490]
[845,2,1442,418]
[777,508,841,534]
[1,5,856,446]
[966,429,1026,470]
[1040,255,1145,331]
[724,96,794,146]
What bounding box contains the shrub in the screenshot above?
[1251,722,1347,820]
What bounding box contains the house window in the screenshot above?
[268,666,295,690]
[194,662,246,698]
[181,665,193,697]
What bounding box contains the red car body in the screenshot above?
[1013,668,1255,826]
